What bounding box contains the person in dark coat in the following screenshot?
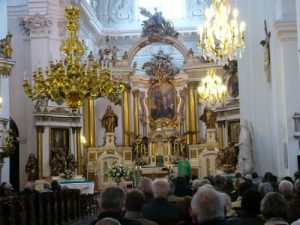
[226,188,264,225]
[143,178,179,220]
[289,179,300,223]
[91,187,141,225]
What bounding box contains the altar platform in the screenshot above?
[140,166,178,179]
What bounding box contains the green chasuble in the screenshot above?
[178,159,191,178]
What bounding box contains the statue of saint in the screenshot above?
[101,105,118,132]
[66,152,76,173]
[25,153,38,181]
[236,120,254,175]
[200,107,216,129]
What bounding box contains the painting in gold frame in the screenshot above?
[89,152,96,161]
[148,82,177,121]
[190,149,197,159]
[124,151,132,161]
[50,128,69,152]
[228,121,240,144]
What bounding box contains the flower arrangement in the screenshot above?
[135,158,147,166]
[63,170,75,180]
[108,164,128,178]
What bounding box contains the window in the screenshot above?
[138,0,185,20]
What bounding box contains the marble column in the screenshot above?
[36,126,44,179]
[122,85,130,147]
[75,127,82,175]
[84,98,95,148]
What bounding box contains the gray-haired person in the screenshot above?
[91,187,141,225]
[190,185,225,225]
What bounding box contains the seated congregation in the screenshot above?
[92,170,300,225]
[3,170,300,225]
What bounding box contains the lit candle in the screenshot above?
[23,71,27,80]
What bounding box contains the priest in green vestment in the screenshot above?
[177,157,191,178]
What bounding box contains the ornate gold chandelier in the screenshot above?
[198,0,246,65]
[198,68,227,107]
[23,5,124,112]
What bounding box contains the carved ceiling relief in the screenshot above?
[19,14,52,35]
[109,0,134,23]
[188,0,211,18]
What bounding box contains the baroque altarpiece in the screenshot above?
[31,8,240,190]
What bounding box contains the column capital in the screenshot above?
[188,81,199,89]
[132,89,140,96]
[36,126,44,133]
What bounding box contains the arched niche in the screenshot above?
[127,36,190,66]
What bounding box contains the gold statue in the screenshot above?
[200,107,216,129]
[0,33,13,58]
[101,105,118,132]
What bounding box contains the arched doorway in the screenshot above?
[9,117,19,191]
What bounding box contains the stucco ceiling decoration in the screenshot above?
[140,8,179,41]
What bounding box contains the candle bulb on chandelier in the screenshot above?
[23,71,27,80]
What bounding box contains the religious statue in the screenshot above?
[200,107,217,129]
[101,105,118,132]
[0,33,13,58]
[66,152,76,173]
[25,153,38,181]
[50,149,67,176]
[260,20,271,83]
[235,120,254,175]
[216,143,237,173]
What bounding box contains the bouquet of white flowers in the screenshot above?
[108,164,128,178]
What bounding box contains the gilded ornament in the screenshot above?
[23,5,125,112]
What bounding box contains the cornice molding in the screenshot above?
[274,20,297,42]
[19,13,52,35]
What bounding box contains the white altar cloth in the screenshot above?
[59,181,94,194]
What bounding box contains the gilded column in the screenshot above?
[122,85,130,146]
[83,100,90,148]
[189,82,198,144]
[185,87,191,144]
[133,90,140,136]
[36,126,44,179]
[87,97,95,147]
[218,122,224,148]
[75,127,82,174]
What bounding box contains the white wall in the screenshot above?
[0,0,12,182]
[237,0,300,177]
